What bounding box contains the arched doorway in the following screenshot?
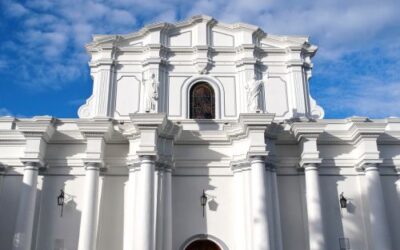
[185,239,221,250]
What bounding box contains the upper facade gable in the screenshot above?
[79,15,323,122]
[86,15,316,54]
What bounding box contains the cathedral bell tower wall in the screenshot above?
[78,15,324,121]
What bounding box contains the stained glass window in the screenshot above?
[190,82,215,119]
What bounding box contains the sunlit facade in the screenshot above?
[0,15,400,250]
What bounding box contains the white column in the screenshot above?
[250,156,271,250]
[123,164,137,250]
[155,165,164,250]
[163,166,172,250]
[395,168,400,204]
[265,167,274,249]
[364,164,392,250]
[78,163,101,250]
[233,167,247,250]
[135,156,155,250]
[243,167,252,250]
[304,163,325,250]
[0,166,5,200]
[13,162,39,250]
[270,166,283,250]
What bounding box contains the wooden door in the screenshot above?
[185,239,221,250]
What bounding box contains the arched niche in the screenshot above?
[181,75,225,119]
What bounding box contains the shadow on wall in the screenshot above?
[97,174,126,250]
[35,173,81,250]
[173,119,228,250]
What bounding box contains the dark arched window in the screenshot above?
[190,82,215,119]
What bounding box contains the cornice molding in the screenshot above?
[16,116,56,142]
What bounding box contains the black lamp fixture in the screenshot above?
[200,190,208,217]
[339,192,347,209]
[57,190,65,217]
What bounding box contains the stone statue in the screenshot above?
[142,73,159,112]
[245,76,264,113]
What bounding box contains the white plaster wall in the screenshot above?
[380,175,400,250]
[114,75,141,118]
[319,174,368,250]
[277,175,308,250]
[97,176,126,250]
[35,175,85,250]
[172,175,234,250]
[1,161,400,250]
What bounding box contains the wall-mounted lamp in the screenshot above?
[57,190,65,217]
[200,190,208,217]
[339,192,347,209]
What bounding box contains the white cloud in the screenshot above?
[1,0,400,118]
[0,108,12,117]
[108,9,136,25]
[324,79,400,118]
[5,2,29,17]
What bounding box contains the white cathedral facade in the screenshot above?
[1,15,400,250]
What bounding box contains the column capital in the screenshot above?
[361,163,380,171]
[299,159,322,169]
[139,155,157,162]
[248,155,266,164]
[302,162,320,171]
[355,158,383,171]
[230,160,251,173]
[20,159,45,170]
[84,162,103,171]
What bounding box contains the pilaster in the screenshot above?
[360,163,392,250]
[126,113,179,250]
[285,46,314,118]
[230,161,249,250]
[13,116,55,250]
[77,118,113,250]
[162,164,173,250]
[291,122,326,250]
[235,46,261,114]
[396,166,400,204]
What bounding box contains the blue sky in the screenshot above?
[0,0,399,119]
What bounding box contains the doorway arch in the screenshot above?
[185,239,221,250]
[179,234,228,250]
